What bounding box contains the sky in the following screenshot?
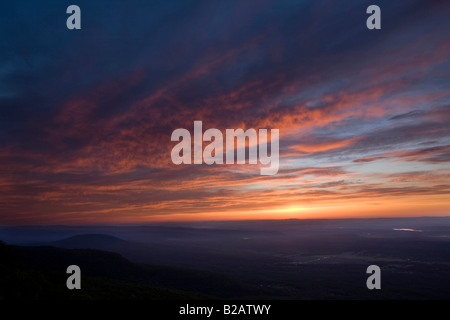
[0,0,449,225]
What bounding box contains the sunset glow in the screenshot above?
[0,1,449,225]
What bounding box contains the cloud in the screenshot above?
[354,145,450,164]
[389,110,425,121]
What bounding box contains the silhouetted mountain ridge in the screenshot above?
[52,234,128,248]
[0,241,268,299]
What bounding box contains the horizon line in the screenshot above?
[1,215,449,228]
